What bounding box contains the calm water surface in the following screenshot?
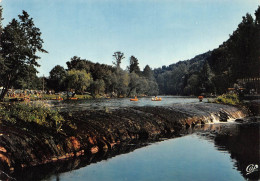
[47,134,244,181]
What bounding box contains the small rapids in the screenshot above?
[171,103,248,124]
[206,108,247,124]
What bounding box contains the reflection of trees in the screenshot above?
[214,124,259,180]
[10,141,150,181]
[196,123,260,180]
[10,123,259,180]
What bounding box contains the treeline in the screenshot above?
[0,5,158,99]
[154,6,260,96]
[154,52,211,95]
[0,5,259,100]
[46,53,159,97]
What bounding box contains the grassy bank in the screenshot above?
[0,103,76,134]
[208,93,241,105]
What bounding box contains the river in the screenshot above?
[40,96,203,111]
[6,97,260,180]
[12,122,259,181]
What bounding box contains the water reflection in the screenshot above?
[8,122,259,181]
[191,122,259,180]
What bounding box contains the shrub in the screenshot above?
[214,93,240,105]
[0,103,74,133]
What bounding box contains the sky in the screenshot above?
[1,0,259,76]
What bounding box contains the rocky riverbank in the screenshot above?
[0,103,248,177]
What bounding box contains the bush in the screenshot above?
[214,93,240,105]
[0,103,74,132]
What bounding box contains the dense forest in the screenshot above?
[154,6,260,96]
[0,6,259,100]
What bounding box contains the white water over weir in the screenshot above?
[173,103,248,124]
[207,109,246,123]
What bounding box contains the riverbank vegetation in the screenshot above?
[0,103,76,133]
[208,93,241,105]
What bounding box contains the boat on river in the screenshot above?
[52,97,63,100]
[68,97,78,100]
[130,97,138,101]
[151,97,162,101]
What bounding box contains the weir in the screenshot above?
[0,103,249,180]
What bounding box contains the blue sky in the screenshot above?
[1,0,259,76]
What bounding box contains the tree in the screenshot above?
[0,6,4,87]
[66,69,92,94]
[66,56,91,72]
[13,65,41,89]
[143,65,154,80]
[112,51,125,70]
[129,56,141,75]
[198,62,215,94]
[147,80,159,96]
[91,79,105,96]
[0,10,47,101]
[48,65,67,92]
[255,6,260,26]
[128,72,139,96]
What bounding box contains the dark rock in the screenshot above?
[235,119,244,123]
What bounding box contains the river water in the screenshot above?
[35,123,257,181]
[14,97,259,180]
[41,96,202,111]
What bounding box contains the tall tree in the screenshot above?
[0,6,3,87]
[112,51,125,70]
[143,65,154,80]
[129,56,141,75]
[0,11,47,101]
[48,65,67,92]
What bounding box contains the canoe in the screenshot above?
[130,98,138,101]
[151,97,162,101]
[69,97,78,100]
[52,98,63,100]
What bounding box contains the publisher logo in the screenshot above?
[246,164,258,175]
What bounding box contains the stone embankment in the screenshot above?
[0,103,247,174]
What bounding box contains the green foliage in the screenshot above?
[0,103,73,132]
[207,6,260,94]
[48,65,67,92]
[64,54,158,97]
[129,56,141,75]
[154,6,260,96]
[67,69,93,94]
[154,52,209,95]
[0,10,47,101]
[91,79,106,96]
[214,93,241,105]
